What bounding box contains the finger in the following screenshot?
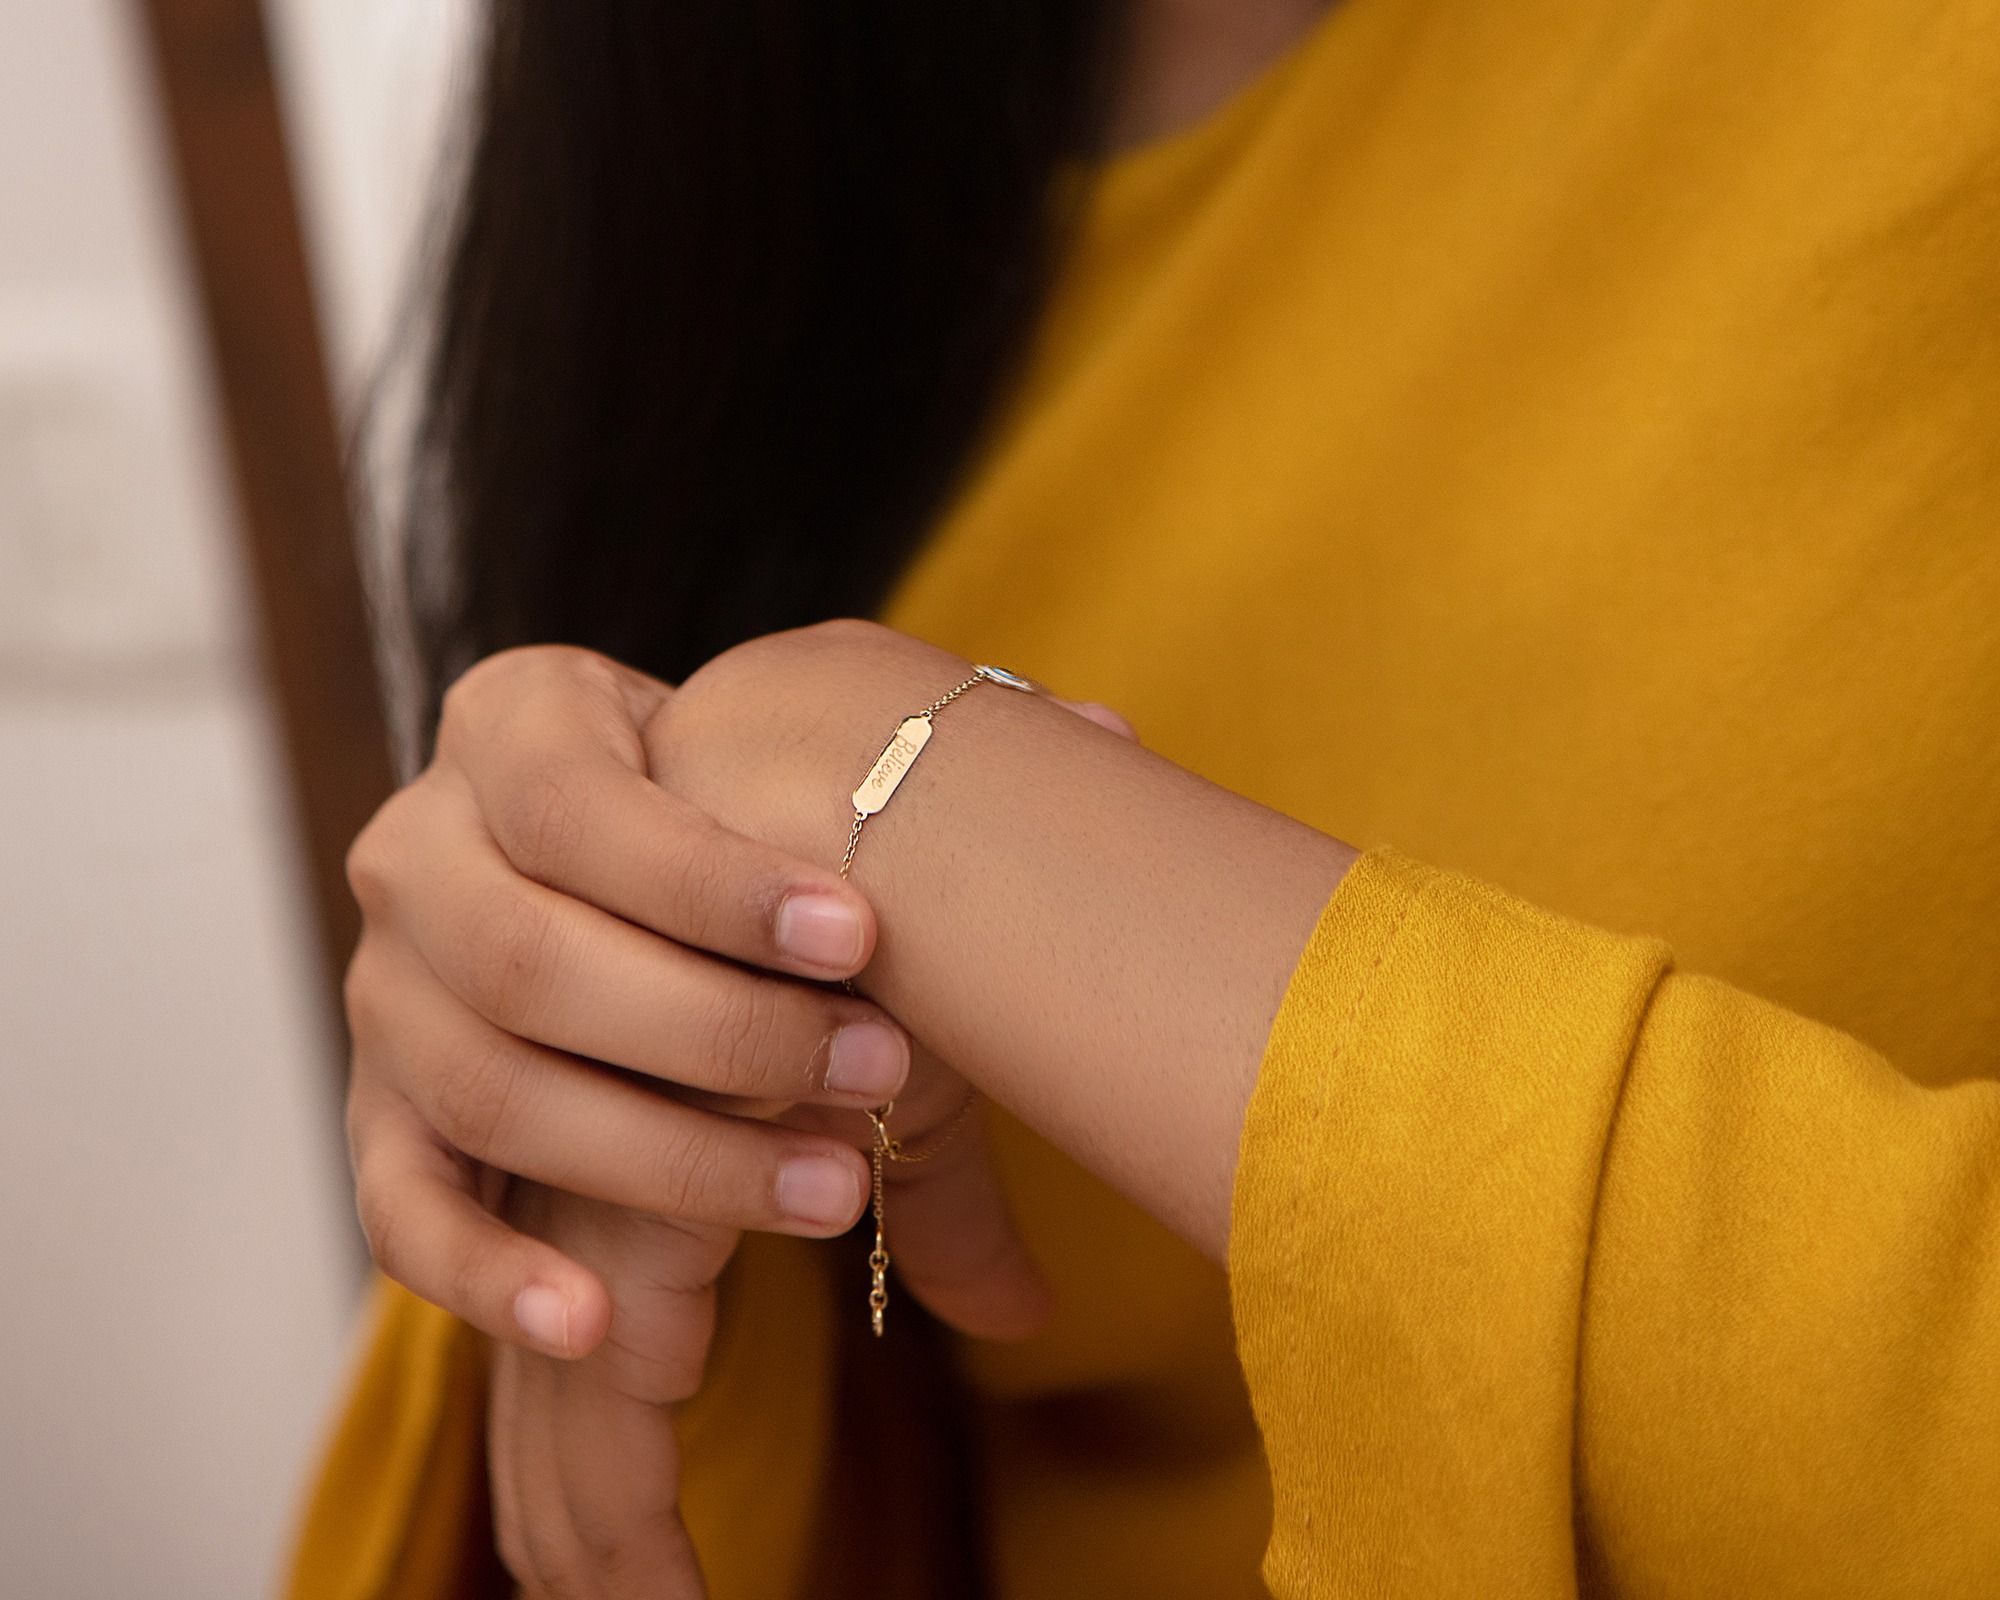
[441,644,876,980]
[884,1104,1055,1342]
[551,1359,705,1599]
[493,1343,599,1599]
[486,1339,539,1586]
[507,1186,729,1408]
[386,782,911,1106]
[500,1187,714,1598]
[347,1078,614,1358]
[1053,696,1139,742]
[350,936,873,1235]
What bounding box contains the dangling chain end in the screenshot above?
[868,1107,892,1335]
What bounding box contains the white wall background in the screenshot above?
[0,2,468,1594]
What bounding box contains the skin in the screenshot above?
[658,623,1356,1259]
[342,3,1338,1594]
[467,624,1354,1598]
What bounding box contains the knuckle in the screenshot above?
[641,1119,738,1221]
[345,780,446,924]
[608,1291,714,1405]
[605,1343,704,1409]
[702,978,795,1092]
[427,1039,528,1159]
[449,645,621,732]
[440,644,602,768]
[493,766,593,885]
[343,806,399,916]
[652,822,743,940]
[456,890,561,1028]
[440,645,549,727]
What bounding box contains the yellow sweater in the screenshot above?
[289,1,2000,1594]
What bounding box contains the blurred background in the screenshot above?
[0,1,469,1591]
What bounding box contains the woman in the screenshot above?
[291,0,2000,1595]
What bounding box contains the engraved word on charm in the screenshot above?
[852,715,935,816]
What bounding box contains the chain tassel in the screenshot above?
[859,1097,979,1335]
[866,1110,895,1338]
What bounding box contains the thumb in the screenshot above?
[884,1106,1054,1341]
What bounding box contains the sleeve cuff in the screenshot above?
[1229,849,1670,1596]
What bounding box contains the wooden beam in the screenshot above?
[132,0,396,1047]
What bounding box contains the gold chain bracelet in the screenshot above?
[838,663,1038,1335]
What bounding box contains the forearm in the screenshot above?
[655,623,1356,1258]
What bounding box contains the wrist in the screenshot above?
[648,618,1356,1259]
[650,620,970,873]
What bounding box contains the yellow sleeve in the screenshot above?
[1231,850,2000,1599]
[284,1233,835,1600]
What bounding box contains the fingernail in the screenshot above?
[514,1285,571,1355]
[778,1156,862,1229]
[776,893,865,971]
[1073,701,1138,741]
[822,1021,908,1098]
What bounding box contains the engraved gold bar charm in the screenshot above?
[852,715,933,816]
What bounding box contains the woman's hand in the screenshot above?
[344,644,910,1356]
[473,636,1140,1596]
[343,642,1055,1354]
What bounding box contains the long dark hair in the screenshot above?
[406,1,1122,735]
